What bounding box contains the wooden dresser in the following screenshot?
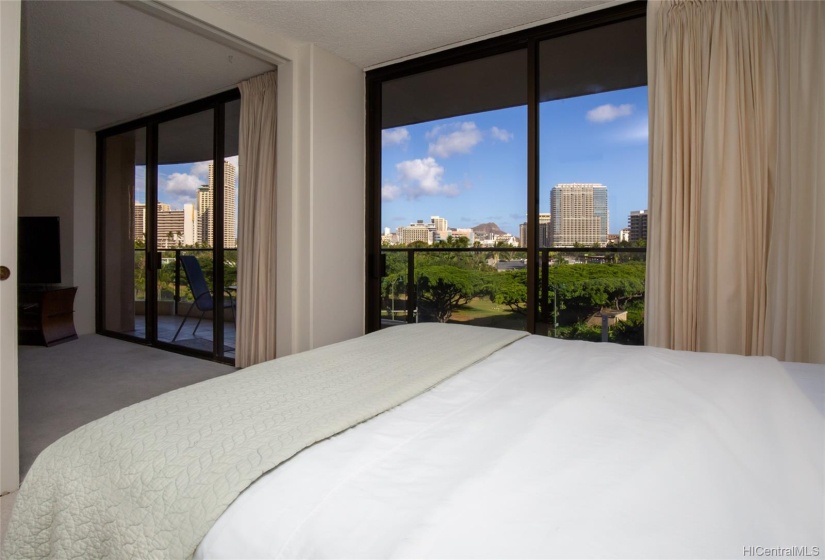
[18,286,78,346]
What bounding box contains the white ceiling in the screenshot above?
[20,0,618,131]
[19,1,274,131]
[208,0,617,69]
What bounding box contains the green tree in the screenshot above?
[546,262,646,324]
[487,270,527,315]
[415,265,477,322]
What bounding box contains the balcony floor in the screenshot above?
[127,315,236,361]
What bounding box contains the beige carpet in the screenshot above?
[18,335,235,478]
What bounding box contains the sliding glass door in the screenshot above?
[97,90,240,364]
[100,127,147,340]
[366,3,647,343]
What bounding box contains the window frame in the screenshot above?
[96,88,240,364]
[365,1,647,334]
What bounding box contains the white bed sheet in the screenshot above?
[783,361,825,415]
[196,337,824,559]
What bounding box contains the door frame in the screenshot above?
[0,0,21,495]
[96,89,240,365]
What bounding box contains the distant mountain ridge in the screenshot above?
[471,222,505,236]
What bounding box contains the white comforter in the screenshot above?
[197,336,824,559]
[3,324,525,560]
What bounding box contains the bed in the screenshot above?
[3,324,823,559]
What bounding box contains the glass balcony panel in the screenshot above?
[380,249,409,327]
[542,249,646,345]
[381,248,528,332]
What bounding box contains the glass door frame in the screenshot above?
[96,89,240,365]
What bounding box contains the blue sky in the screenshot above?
[134,155,239,208]
[381,86,648,235]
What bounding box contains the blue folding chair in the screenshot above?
[172,255,236,341]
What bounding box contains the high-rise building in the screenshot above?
[517,214,551,247]
[397,221,432,245]
[197,161,237,248]
[451,228,475,244]
[628,209,648,242]
[549,183,608,247]
[430,216,448,232]
[157,208,184,249]
[134,203,146,242]
[134,202,195,247]
[539,213,552,248]
[197,185,210,245]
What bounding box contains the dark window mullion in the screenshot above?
[95,133,106,333]
[146,121,159,344]
[365,76,383,333]
[213,102,226,357]
[527,38,540,335]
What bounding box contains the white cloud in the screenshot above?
[427,122,482,158]
[586,103,634,123]
[190,160,211,181]
[490,126,514,142]
[382,183,402,201]
[382,127,410,147]
[189,158,239,181]
[615,120,649,143]
[160,172,201,206]
[397,157,459,198]
[383,157,461,201]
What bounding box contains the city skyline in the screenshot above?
[134,156,239,242]
[381,86,648,235]
[134,161,237,248]
[135,155,239,210]
[383,203,647,248]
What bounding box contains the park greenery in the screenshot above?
[133,240,237,303]
[381,237,646,345]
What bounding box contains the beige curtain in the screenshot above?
[646,1,825,363]
[236,71,278,368]
[764,2,825,364]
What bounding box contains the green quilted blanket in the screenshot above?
[3,323,527,559]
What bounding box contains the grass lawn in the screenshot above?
[448,297,526,331]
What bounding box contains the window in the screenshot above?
[367,3,647,344]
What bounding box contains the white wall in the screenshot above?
[0,0,21,494]
[156,1,366,355]
[307,44,366,349]
[18,128,96,335]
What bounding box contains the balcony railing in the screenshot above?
[380,246,646,345]
[133,247,238,318]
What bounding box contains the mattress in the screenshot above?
[195,336,824,559]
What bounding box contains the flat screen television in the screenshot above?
[18,216,62,285]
